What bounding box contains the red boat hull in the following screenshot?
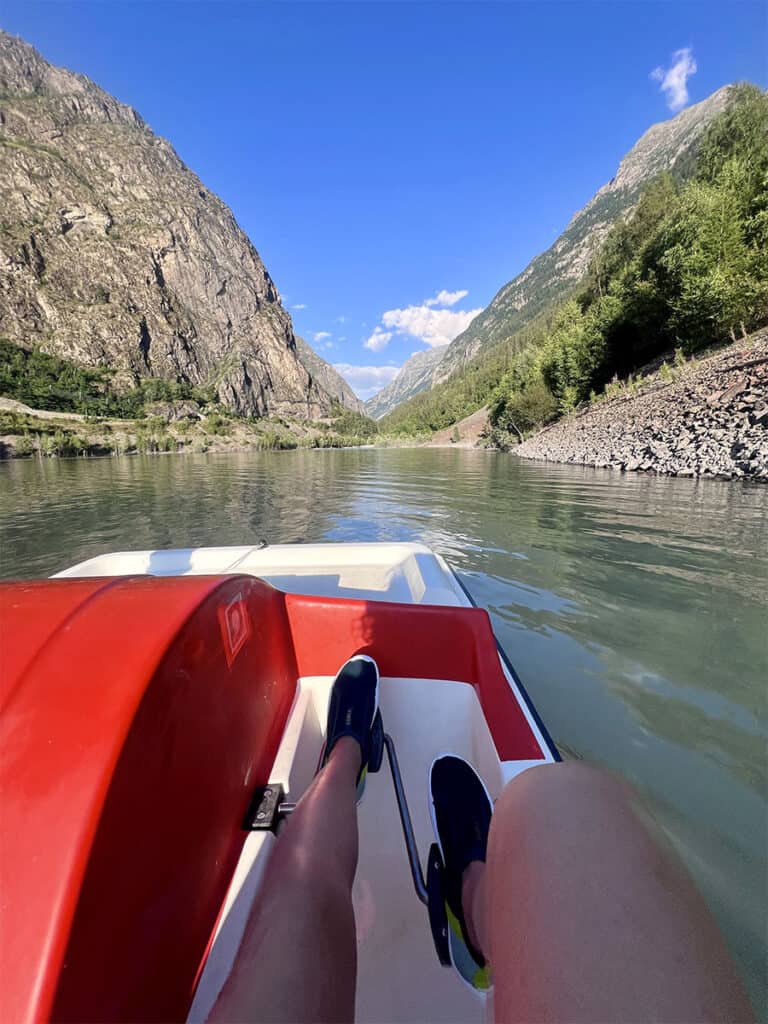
[0,574,543,1022]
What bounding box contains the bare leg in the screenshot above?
[463,763,754,1024]
[209,737,361,1024]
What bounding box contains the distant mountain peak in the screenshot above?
[370,85,734,418]
[364,347,443,419]
[0,30,144,128]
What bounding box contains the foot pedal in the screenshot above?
[368,710,384,773]
[426,843,451,966]
[244,783,286,832]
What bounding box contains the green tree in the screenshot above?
[330,403,379,439]
[536,300,607,407]
[696,85,768,194]
[658,160,767,346]
[490,379,558,437]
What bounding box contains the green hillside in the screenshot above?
[382,85,768,442]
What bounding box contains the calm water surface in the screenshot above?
[1,449,766,1012]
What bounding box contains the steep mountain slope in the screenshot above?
[0,32,333,419]
[371,86,733,418]
[295,337,363,413]
[364,347,442,419]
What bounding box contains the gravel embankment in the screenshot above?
[516,331,768,481]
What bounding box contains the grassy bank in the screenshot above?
[0,401,428,459]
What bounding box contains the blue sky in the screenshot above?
[3,2,766,399]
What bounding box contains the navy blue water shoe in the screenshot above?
[322,654,382,798]
[429,754,493,989]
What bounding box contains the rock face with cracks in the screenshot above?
[295,337,364,414]
[0,32,336,419]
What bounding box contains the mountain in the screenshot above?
[295,336,363,413]
[364,347,443,419]
[370,85,733,418]
[0,32,334,419]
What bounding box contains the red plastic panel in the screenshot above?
[284,593,545,762]
[0,575,297,1024]
[0,577,111,712]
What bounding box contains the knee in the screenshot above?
[493,761,632,832]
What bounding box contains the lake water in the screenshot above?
[1,448,766,1014]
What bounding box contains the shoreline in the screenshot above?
[0,397,395,461]
[3,332,766,481]
[514,332,768,482]
[0,438,396,461]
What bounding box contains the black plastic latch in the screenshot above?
[244,783,286,832]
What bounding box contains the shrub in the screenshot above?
[604,376,623,400]
[257,430,298,451]
[480,426,515,452]
[14,434,34,456]
[203,413,230,436]
[491,380,559,438]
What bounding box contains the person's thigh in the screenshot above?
[485,763,754,1024]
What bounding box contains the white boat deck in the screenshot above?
[188,675,504,1024]
[54,542,470,607]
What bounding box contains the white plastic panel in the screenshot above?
[53,543,472,607]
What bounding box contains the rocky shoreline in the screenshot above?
[515,331,768,481]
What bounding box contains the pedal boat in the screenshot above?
[0,542,558,1023]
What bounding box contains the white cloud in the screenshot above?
[363,287,480,354]
[364,326,394,352]
[336,315,346,324]
[424,289,469,308]
[313,331,332,342]
[381,302,481,349]
[333,363,401,400]
[651,48,697,111]
[292,303,307,310]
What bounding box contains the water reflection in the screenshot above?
[1,449,766,1013]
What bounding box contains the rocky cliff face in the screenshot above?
[371,87,732,417]
[295,337,363,413]
[0,32,333,419]
[364,347,442,419]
